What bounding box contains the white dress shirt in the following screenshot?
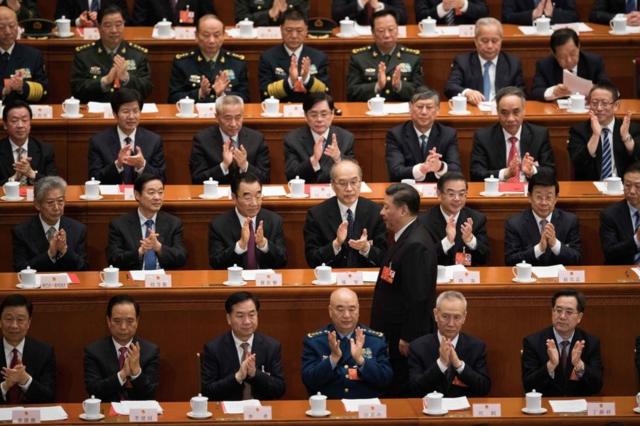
[499,126,538,181]
[436,0,469,17]
[234,208,270,255]
[1,338,32,399]
[411,126,449,181]
[532,210,561,258]
[435,331,466,374]
[440,207,477,253]
[310,128,331,171]
[462,55,496,101]
[232,332,254,365]
[115,127,146,174]
[112,337,141,385]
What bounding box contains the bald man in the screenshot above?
[301,288,393,398]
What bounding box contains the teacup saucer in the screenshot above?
[566,108,589,114]
[609,30,630,35]
[512,277,537,284]
[479,191,503,197]
[305,409,331,417]
[260,112,283,118]
[602,190,624,196]
[633,406,640,414]
[436,279,451,284]
[152,30,176,40]
[79,413,105,421]
[187,411,212,419]
[521,407,547,415]
[16,283,40,289]
[365,111,388,116]
[312,279,336,285]
[57,32,74,38]
[176,112,198,118]
[98,282,123,288]
[61,113,84,119]
[79,194,103,200]
[423,408,448,416]
[531,30,553,36]
[1,195,23,201]
[336,32,358,38]
[285,193,309,199]
[417,32,439,37]
[223,280,247,287]
[448,110,471,116]
[198,194,225,200]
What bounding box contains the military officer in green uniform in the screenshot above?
[302,288,393,398]
[168,14,248,103]
[235,0,308,26]
[259,8,328,102]
[70,5,152,103]
[346,9,423,102]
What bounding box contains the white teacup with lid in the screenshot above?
[419,16,437,35]
[314,263,332,284]
[340,17,356,36]
[84,177,100,199]
[155,18,172,37]
[17,266,37,288]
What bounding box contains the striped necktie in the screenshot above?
[601,128,612,180]
[445,9,455,25]
[482,61,492,101]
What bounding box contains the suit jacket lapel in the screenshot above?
[495,53,507,90]
[225,332,241,370]
[328,198,344,234]
[524,208,542,242]
[493,124,507,167]
[404,123,423,163]
[110,127,122,160]
[470,54,483,90]
[26,139,41,172]
[128,212,143,244]
[519,124,531,160]
[30,215,49,253]
[0,139,16,179]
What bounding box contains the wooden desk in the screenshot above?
[18,396,640,424]
[0,182,619,270]
[4,267,640,402]
[19,100,640,186]
[21,24,640,104]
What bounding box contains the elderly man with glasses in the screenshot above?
[568,83,640,181]
[303,159,387,268]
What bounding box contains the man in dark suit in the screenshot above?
[302,288,393,398]
[522,289,603,396]
[347,10,423,101]
[505,172,581,266]
[284,93,354,182]
[502,0,578,25]
[168,14,249,103]
[0,294,55,404]
[415,0,488,25]
[590,0,640,25]
[371,183,437,396]
[568,83,640,181]
[470,86,555,182]
[600,161,640,264]
[209,173,287,269]
[0,100,56,185]
[332,0,408,25]
[409,291,490,397]
[386,86,461,182]
[107,174,187,270]
[88,88,166,184]
[12,176,88,272]
[304,159,387,268]
[532,29,609,101]
[259,8,329,102]
[84,295,159,402]
[0,7,47,103]
[132,0,215,26]
[55,0,128,28]
[236,0,308,25]
[418,172,489,266]
[445,18,525,105]
[202,292,285,400]
[190,95,270,184]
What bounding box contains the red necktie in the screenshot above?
[247,220,257,269]
[507,136,520,183]
[6,349,22,404]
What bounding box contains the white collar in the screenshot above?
[9,139,28,153]
[502,126,522,142]
[112,337,133,353]
[0,44,15,55]
[437,331,459,348]
[439,206,460,223]
[220,129,239,143]
[232,332,254,349]
[413,125,432,140]
[117,126,137,144]
[552,328,574,347]
[138,209,158,226]
[3,337,25,359]
[39,215,61,234]
[394,218,416,241]
[235,207,257,225]
[337,198,358,218]
[531,210,553,225]
[284,44,304,59]
[478,54,497,67]
[310,128,330,143]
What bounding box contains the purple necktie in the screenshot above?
[247,220,257,269]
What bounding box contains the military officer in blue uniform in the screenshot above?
[346,9,423,102]
[235,0,308,26]
[0,6,47,102]
[302,288,393,398]
[70,5,152,103]
[259,8,328,102]
[169,14,248,103]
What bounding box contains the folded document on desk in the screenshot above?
[222,399,261,414]
[342,398,381,412]
[549,399,587,413]
[111,400,164,415]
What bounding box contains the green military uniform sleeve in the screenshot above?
[346,46,378,102]
[122,42,152,100]
[70,43,106,103]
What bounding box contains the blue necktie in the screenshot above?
[601,128,612,180]
[143,219,158,270]
[627,0,637,13]
[482,61,492,101]
[445,9,455,25]
[90,0,100,12]
[420,134,429,159]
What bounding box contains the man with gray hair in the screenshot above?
[12,176,88,271]
[386,86,461,182]
[471,86,555,182]
[190,95,270,184]
[408,290,490,397]
[444,17,525,106]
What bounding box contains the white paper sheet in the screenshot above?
[37,406,69,421]
[383,102,410,114]
[355,24,373,36]
[130,269,165,281]
[242,269,275,281]
[222,399,261,414]
[437,26,461,36]
[441,264,468,281]
[442,397,470,411]
[532,265,566,278]
[36,273,71,285]
[196,103,216,117]
[551,22,593,32]
[549,399,588,413]
[362,271,379,282]
[99,185,120,195]
[592,181,607,193]
[563,69,593,95]
[342,398,381,412]
[141,103,159,113]
[87,102,110,113]
[632,267,640,279]
[262,185,287,197]
[111,400,164,415]
[0,407,20,421]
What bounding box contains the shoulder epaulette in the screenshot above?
[175,51,194,60]
[400,46,420,55]
[306,330,329,338]
[127,42,148,53]
[363,328,384,338]
[75,42,94,52]
[351,45,371,54]
[226,51,245,61]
